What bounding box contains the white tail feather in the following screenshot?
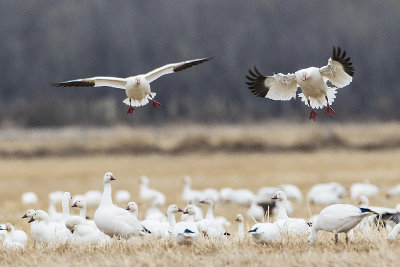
[298,87,337,109]
[123,93,156,107]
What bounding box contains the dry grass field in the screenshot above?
[0,123,400,266]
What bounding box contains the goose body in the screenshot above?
[94,172,144,238]
[308,204,374,244]
[248,222,279,244]
[0,223,28,249]
[53,58,211,114]
[246,46,354,120]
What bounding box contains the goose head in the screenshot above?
[358,195,369,206]
[199,198,214,206]
[183,176,192,185]
[125,202,138,213]
[183,206,196,216]
[140,176,149,185]
[235,214,244,223]
[135,77,141,85]
[22,209,36,219]
[103,172,116,184]
[271,191,287,203]
[167,204,183,214]
[72,198,86,209]
[29,210,49,223]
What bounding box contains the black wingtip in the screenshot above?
[173,57,212,72]
[245,66,269,98]
[332,46,355,77]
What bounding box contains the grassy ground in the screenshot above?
[0,125,400,266]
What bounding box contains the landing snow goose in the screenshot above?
[308,204,374,244]
[53,57,211,114]
[94,172,144,238]
[246,46,354,120]
[0,223,28,249]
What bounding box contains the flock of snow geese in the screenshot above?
[53,46,354,120]
[2,173,400,249]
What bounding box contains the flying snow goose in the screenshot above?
[246,46,354,120]
[308,204,374,244]
[53,57,211,114]
[94,172,145,238]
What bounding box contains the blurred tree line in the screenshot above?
[0,0,399,127]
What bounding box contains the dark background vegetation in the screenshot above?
[0,0,399,127]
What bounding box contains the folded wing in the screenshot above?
[319,46,355,88]
[246,66,298,101]
[144,57,212,83]
[52,77,127,89]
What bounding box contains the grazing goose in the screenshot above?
[173,207,200,244]
[308,204,374,244]
[140,176,165,206]
[0,223,28,249]
[21,192,38,205]
[53,57,211,114]
[235,214,245,240]
[271,191,310,236]
[246,46,354,120]
[94,172,144,238]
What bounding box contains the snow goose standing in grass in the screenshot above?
[53,58,211,114]
[0,223,28,249]
[94,172,144,238]
[307,182,347,205]
[84,190,102,207]
[246,46,354,120]
[48,191,64,221]
[271,191,310,236]
[199,198,231,237]
[140,176,165,205]
[21,192,38,205]
[28,210,71,243]
[235,214,245,240]
[308,204,374,244]
[350,181,379,200]
[22,209,39,239]
[115,190,131,203]
[182,176,203,203]
[173,206,200,244]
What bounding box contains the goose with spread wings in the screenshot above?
[246,47,354,121]
[53,58,212,115]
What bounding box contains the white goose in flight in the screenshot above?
[246,47,354,121]
[53,57,212,115]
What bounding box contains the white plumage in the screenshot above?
[246,46,354,120]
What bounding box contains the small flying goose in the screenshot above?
[53,57,212,114]
[246,46,354,120]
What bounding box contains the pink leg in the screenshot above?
[308,100,317,121]
[325,96,335,117]
[127,99,134,115]
[149,95,162,108]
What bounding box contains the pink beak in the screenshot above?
[302,74,307,81]
[136,79,141,85]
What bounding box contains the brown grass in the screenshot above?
[1,124,400,266]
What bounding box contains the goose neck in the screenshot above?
[276,200,288,220]
[100,183,113,206]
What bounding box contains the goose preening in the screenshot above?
[94,172,144,238]
[246,46,354,120]
[0,223,28,249]
[308,204,374,244]
[53,57,211,115]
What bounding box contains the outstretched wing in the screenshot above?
[319,46,355,88]
[143,57,212,83]
[52,77,127,89]
[246,66,298,101]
